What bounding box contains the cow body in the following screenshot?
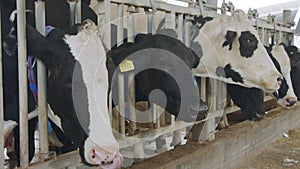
[108,31,208,123]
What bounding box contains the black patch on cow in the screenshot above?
[222,30,237,50]
[226,84,265,121]
[216,64,244,83]
[239,31,258,58]
[191,16,213,29]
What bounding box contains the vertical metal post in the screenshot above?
[127,7,135,43]
[0,3,5,168]
[164,11,176,124]
[17,0,29,167]
[184,15,191,47]
[147,12,155,34]
[177,14,183,42]
[152,103,158,128]
[283,10,293,44]
[117,4,124,47]
[198,79,217,143]
[128,72,136,135]
[118,74,125,136]
[75,0,82,24]
[97,0,111,49]
[35,1,49,161]
[68,0,77,26]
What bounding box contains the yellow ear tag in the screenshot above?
[119,59,135,73]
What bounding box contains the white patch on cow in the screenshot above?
[47,104,63,131]
[192,10,281,92]
[64,21,119,161]
[4,120,18,142]
[271,45,297,107]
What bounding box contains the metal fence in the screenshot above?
[0,0,295,168]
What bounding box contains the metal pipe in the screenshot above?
[17,0,29,166]
[0,3,5,168]
[184,15,191,47]
[127,7,135,43]
[147,12,154,34]
[68,0,77,26]
[118,73,125,136]
[75,0,82,24]
[97,0,111,49]
[117,4,124,47]
[35,1,49,161]
[128,72,136,135]
[177,13,183,42]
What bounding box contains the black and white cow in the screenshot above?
[2,0,98,166]
[25,20,123,168]
[191,10,282,92]
[108,31,208,123]
[226,44,298,120]
[284,44,300,100]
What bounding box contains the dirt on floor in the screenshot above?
[234,128,300,169]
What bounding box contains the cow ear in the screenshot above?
[222,30,237,50]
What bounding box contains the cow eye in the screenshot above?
[245,38,257,47]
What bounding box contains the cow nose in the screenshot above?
[89,149,123,169]
[277,77,283,86]
[286,98,297,107]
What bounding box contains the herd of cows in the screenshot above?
[1,0,300,168]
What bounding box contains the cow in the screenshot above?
[226,44,298,120]
[108,30,208,123]
[25,20,123,168]
[284,44,300,100]
[266,44,297,107]
[191,10,282,92]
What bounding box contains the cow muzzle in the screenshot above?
[89,148,123,169]
[261,73,282,92]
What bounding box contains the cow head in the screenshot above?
[268,44,297,107]
[64,21,123,168]
[191,10,282,92]
[26,20,123,168]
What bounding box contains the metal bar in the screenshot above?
[117,4,124,46]
[75,0,82,24]
[118,73,125,136]
[165,11,176,30]
[128,72,136,135]
[28,150,81,169]
[35,1,50,161]
[177,13,183,42]
[68,0,77,26]
[0,3,4,168]
[198,79,217,143]
[96,0,111,48]
[17,0,29,166]
[184,15,191,47]
[147,12,154,34]
[127,9,135,43]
